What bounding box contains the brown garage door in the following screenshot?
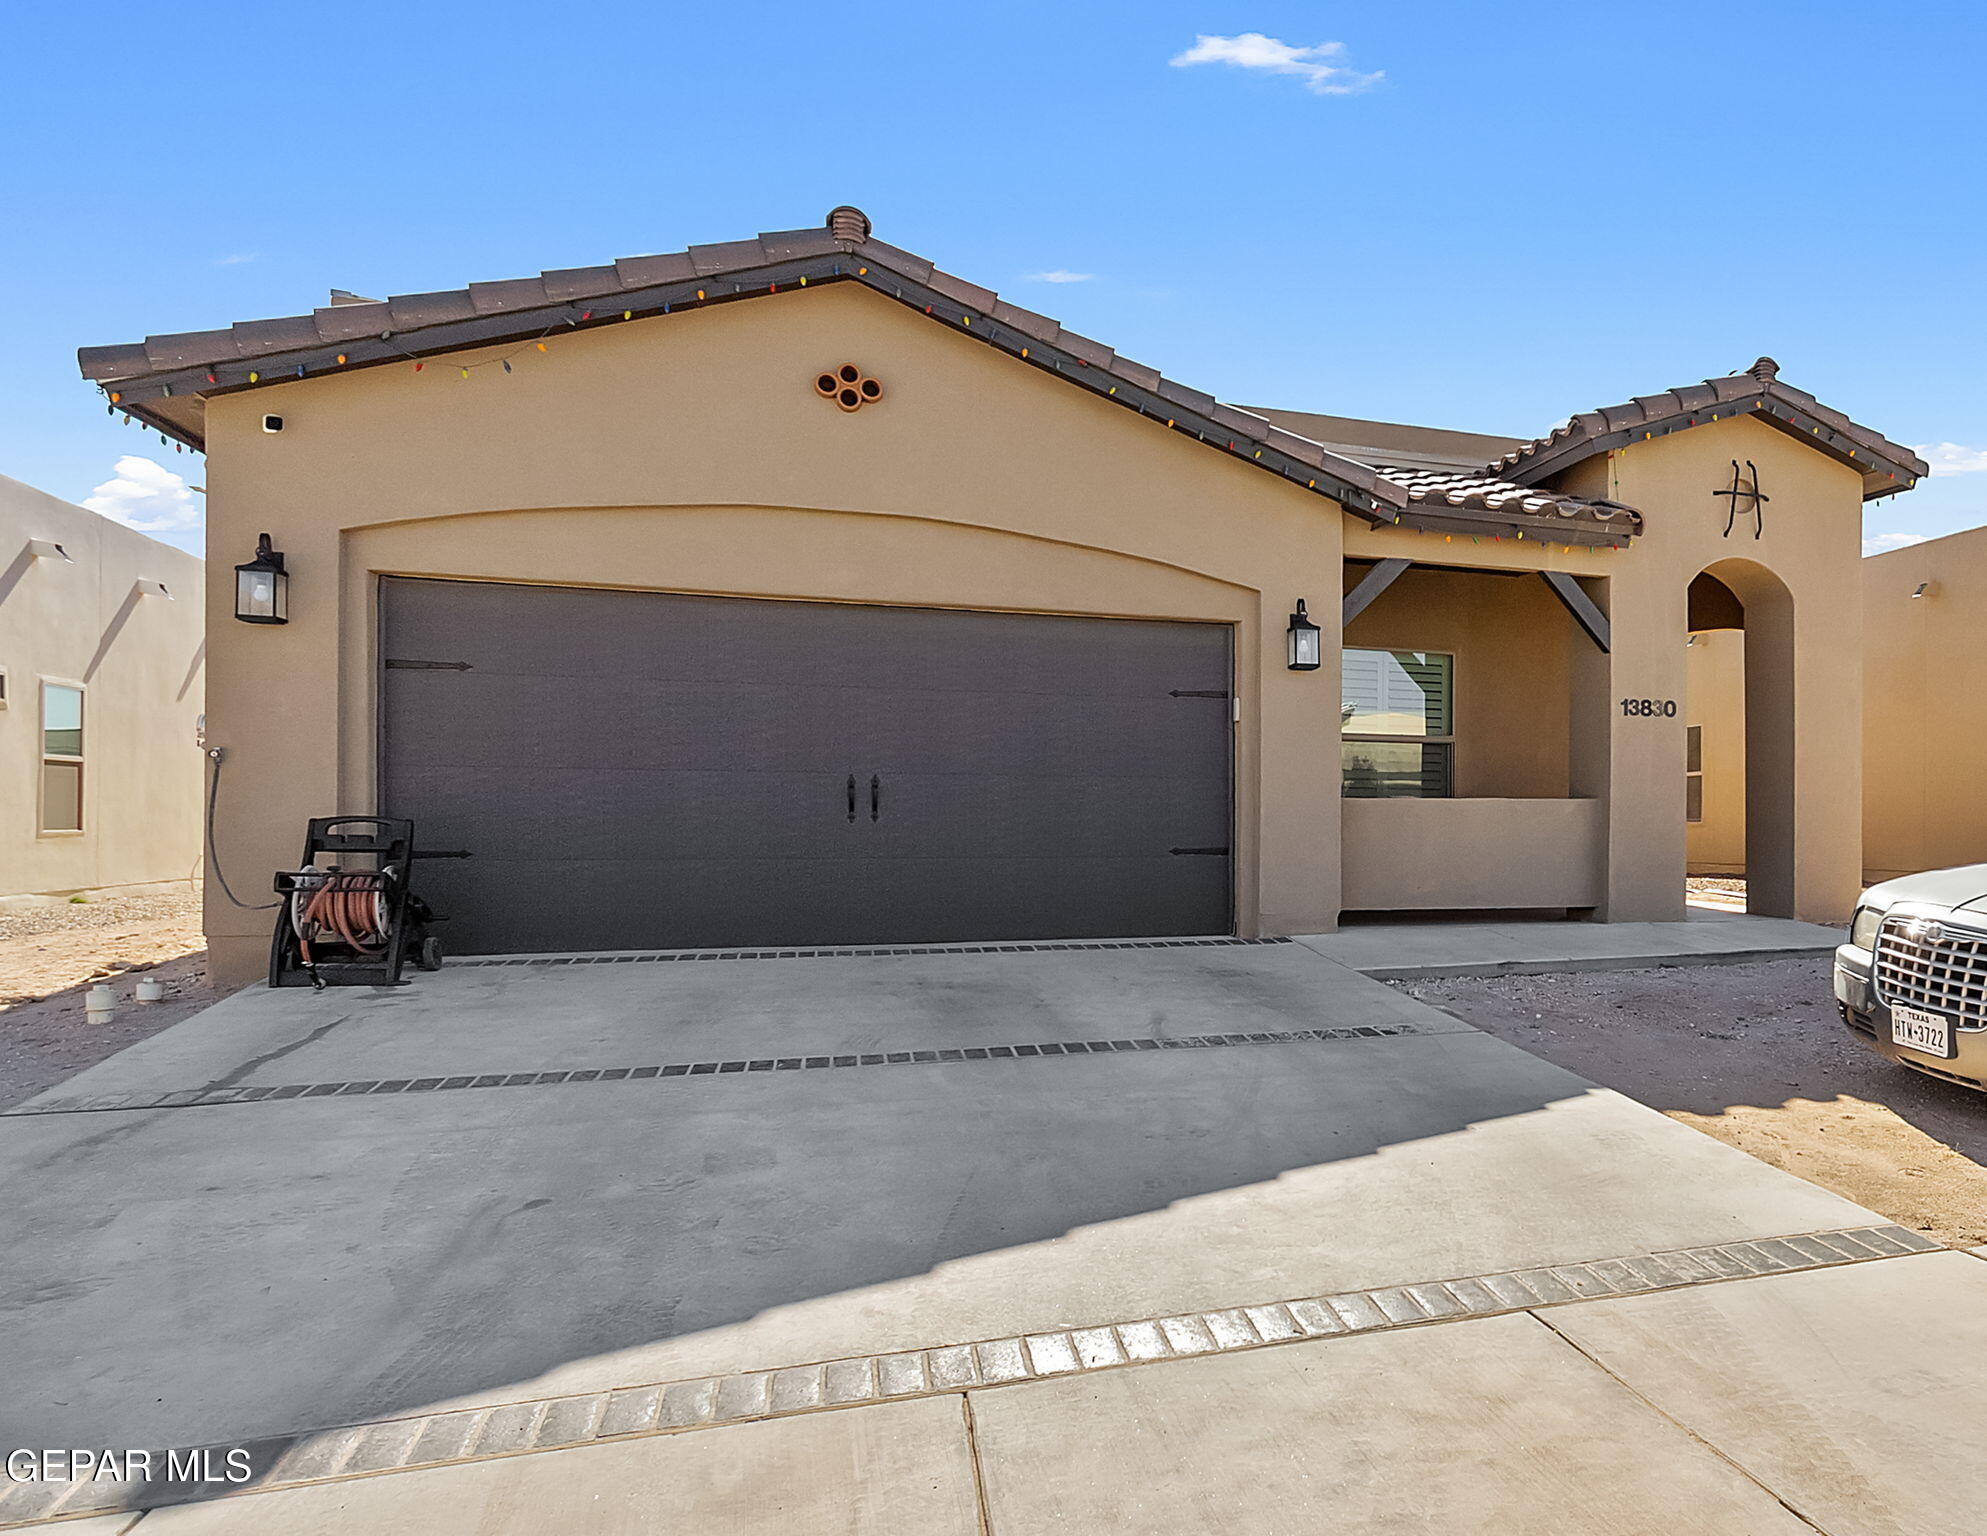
[379,578,1232,954]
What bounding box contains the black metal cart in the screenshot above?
[268,817,449,988]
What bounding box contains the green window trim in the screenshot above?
[1685,724,1704,824]
[1341,649,1454,799]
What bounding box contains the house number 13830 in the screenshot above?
[1619,698,1678,717]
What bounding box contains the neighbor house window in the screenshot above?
[41,683,84,832]
[1342,650,1454,798]
[1686,724,1704,824]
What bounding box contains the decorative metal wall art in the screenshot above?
[1715,459,1769,538]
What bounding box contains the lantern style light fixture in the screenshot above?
[234,533,288,624]
[1286,599,1321,671]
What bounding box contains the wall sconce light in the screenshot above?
[234,533,289,624]
[1911,581,1937,600]
[1287,599,1322,671]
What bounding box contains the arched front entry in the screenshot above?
[1686,558,1797,917]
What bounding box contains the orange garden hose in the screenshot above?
[298,872,390,961]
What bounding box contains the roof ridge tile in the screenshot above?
[613,252,697,289]
[1490,364,1926,494]
[687,239,770,276]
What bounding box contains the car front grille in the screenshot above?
[1874,915,1987,1031]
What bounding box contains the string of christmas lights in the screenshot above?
[90,254,1630,552]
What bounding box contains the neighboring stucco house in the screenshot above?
[1692,525,1987,885]
[1,473,204,902]
[76,207,1924,988]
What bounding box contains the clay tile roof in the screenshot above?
[613,252,697,288]
[540,265,618,302]
[687,240,767,276]
[76,206,1409,522]
[1372,464,1642,528]
[468,278,551,315]
[1491,356,1925,500]
[311,304,392,342]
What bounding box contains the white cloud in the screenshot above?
[1864,531,1930,557]
[1026,270,1094,284]
[84,456,204,535]
[1169,33,1381,95]
[213,253,257,266]
[1914,442,1987,476]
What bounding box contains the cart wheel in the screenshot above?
[417,935,444,971]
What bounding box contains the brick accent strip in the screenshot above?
[0,1224,1941,1528]
[4,1020,1433,1118]
[455,935,1294,966]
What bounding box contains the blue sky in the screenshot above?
[4,2,1982,557]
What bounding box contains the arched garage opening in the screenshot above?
[1685,559,1796,918]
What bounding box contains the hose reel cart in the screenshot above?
[269,817,452,987]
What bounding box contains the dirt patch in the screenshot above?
[1685,875,1746,911]
[1401,956,1987,1249]
[0,891,226,1108]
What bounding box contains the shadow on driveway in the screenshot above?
[0,944,1878,1513]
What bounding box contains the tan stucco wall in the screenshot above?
[1343,412,1867,925]
[1342,797,1603,909]
[1862,529,1987,882]
[1343,564,1572,798]
[193,275,1879,977]
[1684,630,1746,874]
[0,473,205,898]
[1552,415,1867,922]
[1338,525,1611,915]
[198,282,1346,985]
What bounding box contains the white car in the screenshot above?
[1836,865,1987,1091]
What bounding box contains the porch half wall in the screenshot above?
[1341,798,1605,910]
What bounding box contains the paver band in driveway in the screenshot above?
[2,1021,1435,1117]
[458,936,1294,966]
[0,1224,1938,1528]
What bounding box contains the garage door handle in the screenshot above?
[847,774,857,822]
[870,774,881,822]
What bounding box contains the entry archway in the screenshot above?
[1685,559,1796,917]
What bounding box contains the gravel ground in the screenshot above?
[0,886,204,941]
[1403,956,1987,1249]
[0,890,224,1108]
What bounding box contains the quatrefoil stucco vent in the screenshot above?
[815,363,884,412]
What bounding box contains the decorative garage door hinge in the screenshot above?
[384,659,473,670]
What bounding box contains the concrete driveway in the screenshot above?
[3,936,1985,1532]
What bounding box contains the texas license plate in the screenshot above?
[1891,1005,1954,1058]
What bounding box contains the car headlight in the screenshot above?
[1849,906,1884,951]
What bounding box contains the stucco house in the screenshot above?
[76,207,1924,988]
[1691,525,1987,886]
[1,473,205,903]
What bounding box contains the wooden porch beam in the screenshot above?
[1341,558,1412,627]
[1540,569,1610,653]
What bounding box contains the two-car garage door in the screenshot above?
[380,578,1233,954]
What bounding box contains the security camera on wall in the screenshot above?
[262,414,284,434]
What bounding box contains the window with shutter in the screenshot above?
[1685,724,1704,823]
[1341,650,1455,798]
